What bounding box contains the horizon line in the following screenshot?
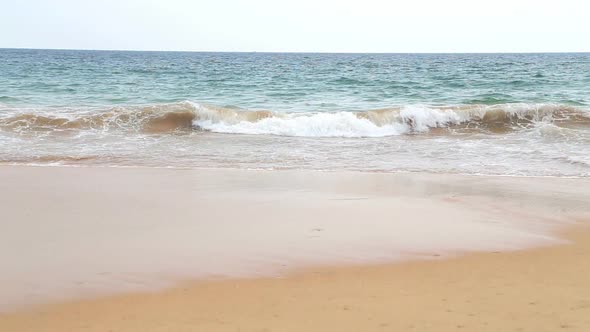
[1,47,589,55]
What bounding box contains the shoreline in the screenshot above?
[1,165,589,313]
[3,162,590,180]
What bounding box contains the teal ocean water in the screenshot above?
[1,49,589,176]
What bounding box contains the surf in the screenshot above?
[1,101,588,138]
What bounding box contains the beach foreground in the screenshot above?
[0,166,589,331]
[1,228,589,332]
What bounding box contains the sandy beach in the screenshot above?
[1,227,589,332]
[1,166,589,331]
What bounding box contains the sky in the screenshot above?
[1,0,589,53]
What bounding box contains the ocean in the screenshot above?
[1,49,589,176]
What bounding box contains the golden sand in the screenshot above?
[1,226,589,332]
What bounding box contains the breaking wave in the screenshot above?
[1,101,589,137]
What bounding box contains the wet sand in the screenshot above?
[0,166,589,330]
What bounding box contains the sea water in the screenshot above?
[1,49,589,176]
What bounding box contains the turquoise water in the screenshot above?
[2,50,589,108]
[1,49,589,176]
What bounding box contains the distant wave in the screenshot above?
[1,101,589,137]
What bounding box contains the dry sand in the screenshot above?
[0,166,589,331]
[1,227,589,332]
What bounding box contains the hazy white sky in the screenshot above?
[1,0,589,52]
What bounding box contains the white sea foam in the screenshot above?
[195,111,408,137]
[397,105,464,132]
[191,103,588,137]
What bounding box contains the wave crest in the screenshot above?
[194,103,590,137]
[0,103,196,134]
[1,102,588,137]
